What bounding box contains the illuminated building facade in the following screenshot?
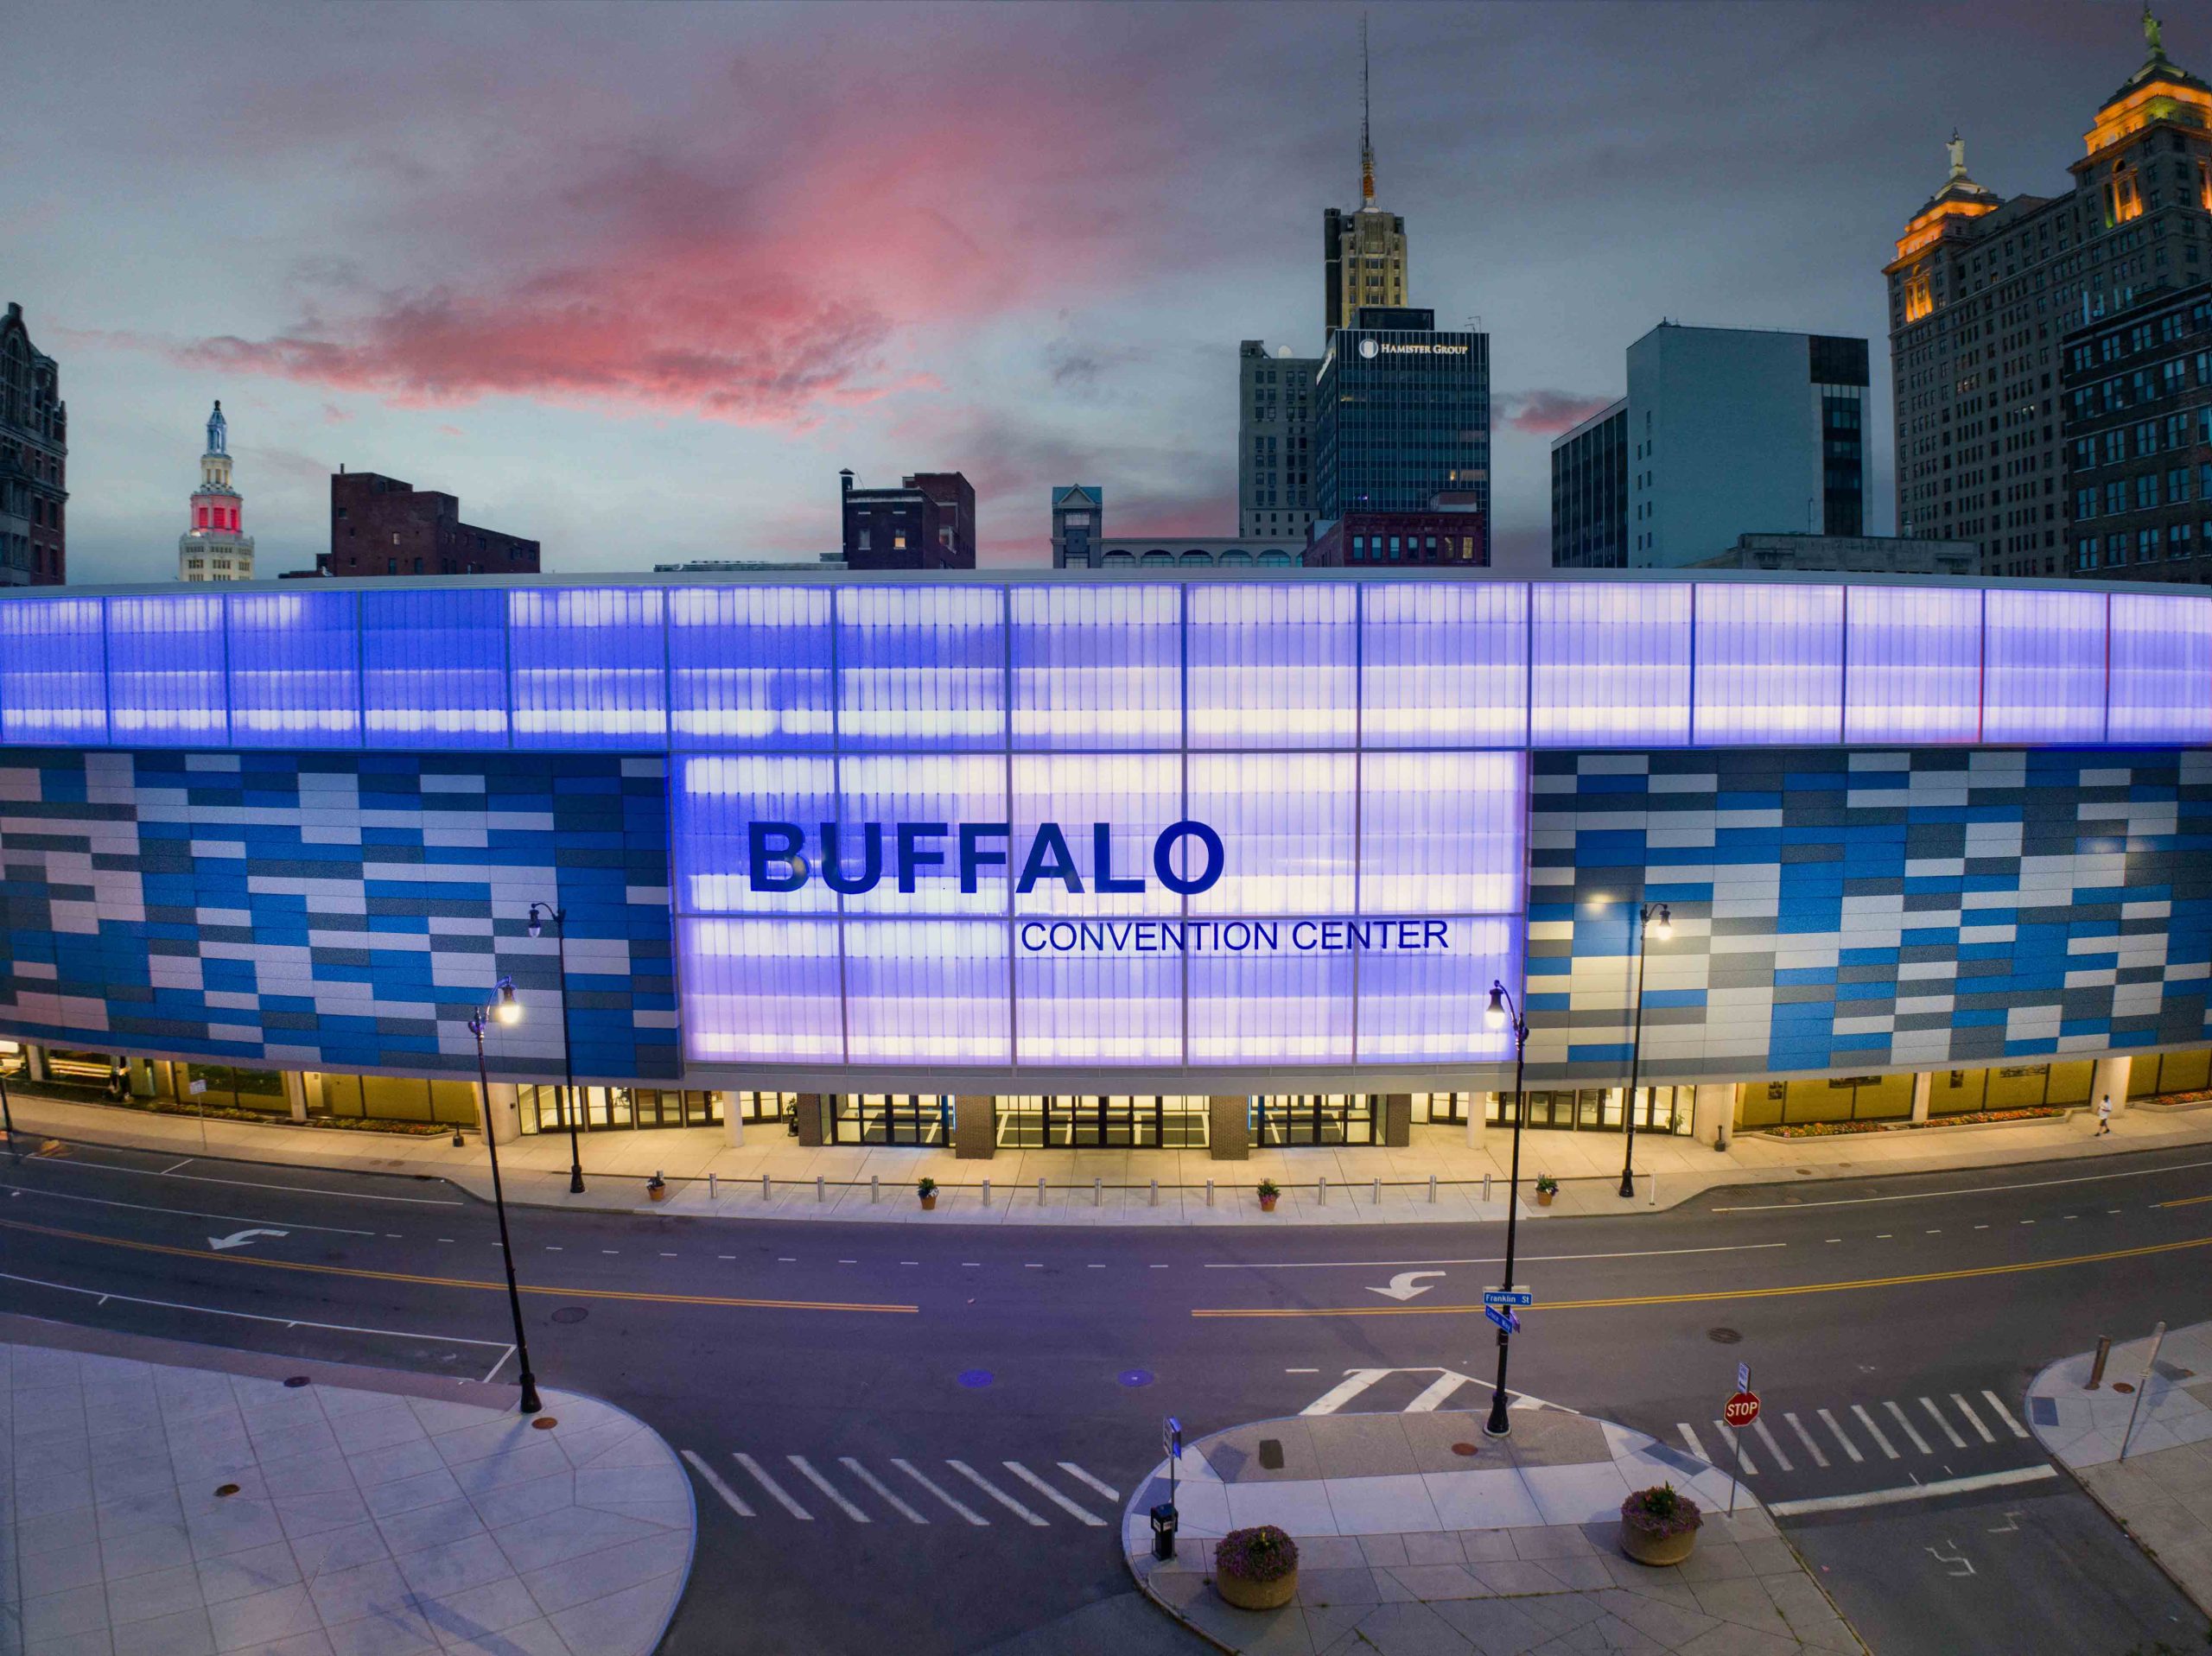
[178,403,255,583]
[1313,312,1491,525]
[1886,15,2212,577]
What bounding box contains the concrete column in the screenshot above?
[479,1082,521,1145]
[1208,1095,1250,1160]
[1465,1095,1488,1148]
[1380,1093,1413,1148]
[1691,1083,1735,1147]
[1910,1070,1932,1125]
[281,1070,308,1123]
[24,1044,47,1082]
[2092,1054,2133,1117]
[127,1057,156,1101]
[793,1093,827,1147]
[952,1094,996,1160]
[723,1094,744,1148]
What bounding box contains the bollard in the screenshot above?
[1206,1178,1215,1208]
[1094,1176,1103,1208]
[1427,1174,1437,1204]
[1648,1171,1658,1208]
[1371,1177,1381,1206]
[1038,1176,1046,1209]
[1318,1175,1328,1206]
[2089,1335,2113,1390]
[1483,1173,1492,1204]
[1149,1177,1159,1208]
[761,1173,771,1202]
[982,1178,991,1209]
[870,1175,880,1205]
[707,1172,716,1202]
[816,1175,825,1204]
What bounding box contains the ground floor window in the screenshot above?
[516,1085,747,1134]
[315,1073,478,1126]
[996,1095,1210,1149]
[1484,1086,1693,1134]
[1255,1094,1377,1146]
[2129,1049,2212,1099]
[830,1094,950,1146]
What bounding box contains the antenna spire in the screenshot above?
[1359,12,1376,206]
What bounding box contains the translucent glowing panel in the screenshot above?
[678,917,843,1061]
[669,586,833,749]
[671,754,838,914]
[509,587,666,746]
[836,587,1003,749]
[1187,944,1353,1063]
[1014,945,1183,1063]
[843,920,1008,1062]
[1355,917,1518,1062]
[1843,585,1983,745]
[1186,752,1356,914]
[1984,588,2107,744]
[835,754,1007,916]
[226,591,361,746]
[1693,583,1843,744]
[2109,592,2212,744]
[108,595,227,745]
[1531,583,1692,746]
[1361,581,1529,746]
[1357,752,1525,914]
[361,588,509,747]
[0,598,106,745]
[1187,584,1356,746]
[1010,584,1179,749]
[1011,753,1183,917]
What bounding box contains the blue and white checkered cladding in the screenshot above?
[0,750,677,1081]
[1527,748,2212,1083]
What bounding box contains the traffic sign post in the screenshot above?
[1738,1362,1751,1394]
[1482,1290,1535,1309]
[1153,1416,1185,1561]
[1483,1304,1521,1334]
[1722,1388,1759,1514]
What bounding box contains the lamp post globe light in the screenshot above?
[527,902,585,1196]
[1483,980,1530,1439]
[471,977,542,1415]
[1619,902,1672,1201]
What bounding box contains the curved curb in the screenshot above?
[539,1383,701,1656]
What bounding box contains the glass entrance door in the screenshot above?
[830,1094,950,1146]
[1253,1094,1377,1146]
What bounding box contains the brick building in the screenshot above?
[839,470,976,569]
[1,301,67,586]
[324,469,539,578]
[1304,493,1487,566]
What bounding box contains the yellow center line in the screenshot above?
[2152,1195,2212,1209]
[1190,1233,2212,1318]
[0,1216,918,1315]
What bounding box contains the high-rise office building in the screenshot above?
[1550,399,1628,568]
[1051,485,1103,568]
[2063,282,2212,581]
[1886,13,2212,576]
[1313,307,1490,524]
[325,469,540,577]
[1237,343,1319,540]
[1322,22,1408,335]
[1,301,67,586]
[178,402,255,583]
[840,470,976,569]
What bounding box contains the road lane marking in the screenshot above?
[892,1459,988,1526]
[733,1454,811,1520]
[1713,1158,2212,1211]
[1058,1463,1120,1502]
[18,1149,465,1204]
[1884,1400,1934,1455]
[0,1181,376,1237]
[1200,1242,1788,1270]
[1750,1418,1794,1473]
[1300,1369,1391,1415]
[681,1450,756,1517]
[1816,1408,1864,1464]
[1677,1423,1711,1462]
[1189,1231,2212,1317]
[1783,1412,1829,1469]
[1950,1393,1998,1444]
[1767,1465,2057,1516]
[1852,1405,1900,1459]
[839,1458,928,1524]
[1980,1391,2031,1439]
[1003,1462,1104,1526]
[0,1268,505,1357]
[787,1456,870,1521]
[946,1460,1047,1526]
[2152,1194,2212,1208]
[1920,1397,1968,1449]
[1709,1419,1758,1475]
[1405,1373,1470,1412]
[0,1216,918,1315]
[159,1159,194,1175]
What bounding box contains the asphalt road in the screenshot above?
[4,1133,2211,1654]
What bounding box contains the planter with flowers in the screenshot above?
[1257,1179,1281,1213]
[1619,1482,1701,1566]
[1534,1174,1559,1208]
[645,1171,669,1203]
[917,1177,938,1212]
[1212,1524,1300,1610]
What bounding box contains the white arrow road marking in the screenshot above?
[1367,1270,1447,1302]
[207,1228,289,1252]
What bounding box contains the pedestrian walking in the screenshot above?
[2096,1093,2114,1136]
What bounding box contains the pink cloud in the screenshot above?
[1497,389,1621,436]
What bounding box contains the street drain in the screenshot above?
[2113,1381,2136,1393]
[550,1307,588,1324]
[283,1376,310,1388]
[214,1483,240,1498]
[1451,1443,1480,1457]
[1707,1327,1743,1345]
[1258,1439,1285,1470]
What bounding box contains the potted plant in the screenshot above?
[1212,1524,1300,1611]
[1619,1482,1701,1567]
[1534,1174,1559,1208]
[918,1177,938,1211]
[1257,1178,1281,1213]
[646,1171,669,1203]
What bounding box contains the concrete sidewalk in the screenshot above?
[1121,1405,1862,1653]
[2029,1319,2212,1621]
[0,1336,693,1656]
[10,1087,2211,1228]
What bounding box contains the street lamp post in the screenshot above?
[0,1047,16,1162]
[1484,980,1530,1438]
[527,902,584,1196]
[471,978,542,1415]
[1619,902,1672,1200]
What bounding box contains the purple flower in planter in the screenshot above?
[1214,1524,1300,1583]
[1621,1483,1702,1540]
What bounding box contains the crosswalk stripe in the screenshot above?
[1783,1412,1830,1469]
[734,1452,812,1520]
[1919,1396,1969,1450]
[1302,1369,1389,1416]
[787,1456,871,1521]
[1980,1390,2031,1440]
[1949,1394,1998,1445]
[1405,1373,1469,1412]
[947,1459,1050,1526]
[891,1458,989,1526]
[1710,1419,1759,1476]
[1676,1423,1711,1463]
[1852,1404,1900,1459]
[680,1450,756,1517]
[1003,1461,1105,1526]
[1815,1408,1864,1464]
[841,1457,929,1524]
[1750,1417,1795,1473]
[1885,1400,1934,1455]
[1058,1462,1121,1501]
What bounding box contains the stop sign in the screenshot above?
[1724,1391,1760,1428]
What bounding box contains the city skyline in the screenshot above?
[6,0,2180,581]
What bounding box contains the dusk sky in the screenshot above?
[6,0,2184,582]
